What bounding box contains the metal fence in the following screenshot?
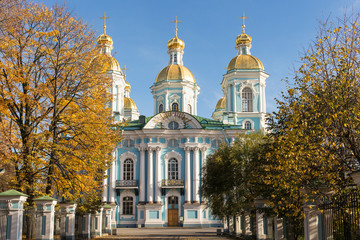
[319,190,360,240]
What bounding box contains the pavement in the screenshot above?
[95,227,233,240]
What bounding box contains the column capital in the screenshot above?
[147,147,154,152]
[138,147,147,152]
[200,146,207,152]
[193,146,199,151]
[184,146,191,152]
[155,146,161,152]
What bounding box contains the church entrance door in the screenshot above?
[168,196,179,226]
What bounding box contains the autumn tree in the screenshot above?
[0,0,120,237]
[265,14,360,237]
[201,132,268,227]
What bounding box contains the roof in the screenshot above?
[121,112,242,131]
[34,196,57,201]
[0,189,28,197]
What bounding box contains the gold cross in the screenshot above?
[122,65,128,76]
[100,12,110,34]
[238,12,248,33]
[171,16,182,36]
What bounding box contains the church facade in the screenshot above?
[98,16,269,228]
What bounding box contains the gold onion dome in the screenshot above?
[155,64,195,84]
[215,97,226,110]
[236,33,252,45]
[91,54,121,73]
[227,54,264,71]
[167,36,185,50]
[125,80,131,91]
[96,33,113,46]
[124,97,138,110]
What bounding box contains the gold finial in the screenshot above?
[122,65,128,78]
[171,16,182,37]
[238,12,248,33]
[100,12,110,34]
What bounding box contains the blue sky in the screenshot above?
[45,0,359,118]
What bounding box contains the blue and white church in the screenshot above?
[99,16,269,228]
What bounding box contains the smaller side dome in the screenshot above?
[91,54,121,73]
[167,36,185,50]
[96,33,113,46]
[236,33,252,46]
[155,64,195,83]
[215,97,226,111]
[227,55,264,71]
[124,97,138,110]
[125,81,131,91]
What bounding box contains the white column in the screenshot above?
[185,147,191,203]
[200,147,207,203]
[233,83,237,112]
[182,90,186,112]
[139,147,146,203]
[109,151,116,203]
[147,147,154,203]
[155,147,162,203]
[165,91,169,111]
[102,173,107,202]
[193,147,200,203]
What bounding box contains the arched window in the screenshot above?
[159,104,164,113]
[171,103,179,111]
[122,196,133,215]
[188,104,192,114]
[123,159,134,180]
[242,88,253,112]
[168,121,179,130]
[168,158,178,180]
[244,121,252,130]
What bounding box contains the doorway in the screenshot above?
[168,196,179,226]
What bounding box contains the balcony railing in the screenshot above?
[116,180,138,189]
[161,179,184,188]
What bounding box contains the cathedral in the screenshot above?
[98,15,269,228]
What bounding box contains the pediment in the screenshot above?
[144,111,202,129]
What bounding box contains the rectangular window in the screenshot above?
[41,216,46,235]
[123,197,133,215]
[65,217,69,233]
[6,216,11,239]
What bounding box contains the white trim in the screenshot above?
[119,152,137,180]
[164,151,182,180]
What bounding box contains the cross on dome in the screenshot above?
[238,12,248,33]
[171,16,182,37]
[100,12,110,34]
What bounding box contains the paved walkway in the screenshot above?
[96,227,232,240]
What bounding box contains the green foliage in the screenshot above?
[201,131,268,219]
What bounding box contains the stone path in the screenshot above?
[95,227,232,240]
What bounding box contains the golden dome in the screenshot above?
[227,54,264,71]
[91,54,121,73]
[167,36,185,50]
[215,97,226,110]
[125,81,131,91]
[96,33,113,46]
[124,97,138,110]
[236,33,252,45]
[155,64,195,83]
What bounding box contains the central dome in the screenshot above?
[155,64,195,83]
[227,54,263,72]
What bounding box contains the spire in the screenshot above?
[100,12,110,34]
[236,13,252,55]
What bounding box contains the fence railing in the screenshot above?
[161,179,184,188]
[115,180,138,188]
